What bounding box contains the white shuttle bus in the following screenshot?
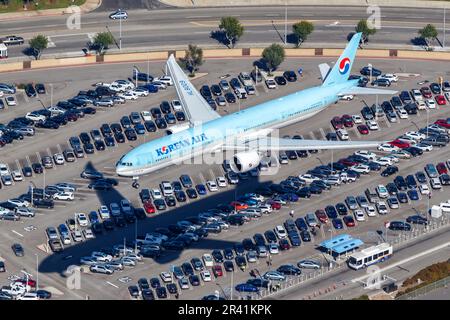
[347,242,393,270]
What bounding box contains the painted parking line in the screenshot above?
[106,281,119,289]
[11,230,24,237]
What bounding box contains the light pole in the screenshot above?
[119,17,122,50]
[35,254,39,291]
[49,83,53,107]
[368,63,373,83]
[284,1,287,44]
[444,7,447,48]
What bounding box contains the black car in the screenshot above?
[404,103,418,115]
[211,84,222,96]
[406,215,428,225]
[128,285,140,298]
[181,262,195,276]
[33,198,54,209]
[167,283,178,295]
[325,205,338,219]
[100,124,113,137]
[22,166,33,177]
[247,278,270,289]
[35,120,59,129]
[430,82,441,94]
[36,290,52,299]
[155,118,167,129]
[404,146,423,157]
[124,128,137,141]
[399,91,412,104]
[185,188,198,199]
[175,111,186,122]
[415,171,427,183]
[212,249,224,263]
[394,176,408,191]
[224,260,235,272]
[11,243,24,257]
[360,66,382,77]
[150,107,162,119]
[32,163,44,174]
[372,78,391,87]
[141,289,155,300]
[277,264,301,276]
[174,191,187,202]
[83,143,95,154]
[120,116,132,129]
[114,132,126,143]
[165,113,176,124]
[381,165,398,177]
[144,120,157,132]
[389,221,411,231]
[104,136,115,147]
[160,101,172,114]
[300,230,311,242]
[225,92,236,103]
[153,199,166,210]
[283,70,297,82]
[405,175,418,189]
[335,202,348,215]
[110,123,123,133]
[386,182,398,195]
[35,83,46,94]
[165,195,176,207]
[223,248,234,260]
[103,219,115,231]
[264,230,277,243]
[25,84,37,97]
[200,85,212,99]
[274,76,287,86]
[114,216,126,227]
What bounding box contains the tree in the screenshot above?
[262,44,285,75]
[292,21,314,47]
[28,35,48,60]
[92,32,114,55]
[219,17,244,48]
[181,44,204,77]
[418,24,438,49]
[355,19,377,44]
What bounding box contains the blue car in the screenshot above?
[134,123,146,135]
[237,197,258,206]
[283,193,299,202]
[88,211,99,224]
[288,233,301,247]
[235,283,259,293]
[196,184,207,195]
[140,84,158,93]
[332,218,344,229]
[325,205,338,219]
[407,189,419,201]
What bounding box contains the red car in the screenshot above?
[338,158,358,167]
[315,209,329,223]
[389,139,410,149]
[230,201,248,210]
[420,86,432,98]
[357,124,369,135]
[435,95,447,105]
[343,215,355,227]
[212,265,223,277]
[341,114,354,128]
[435,119,450,128]
[266,200,281,210]
[436,162,448,175]
[279,239,290,250]
[143,201,156,214]
[331,116,344,130]
[14,278,37,288]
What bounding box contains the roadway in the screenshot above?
[0,6,448,60]
[0,57,450,299]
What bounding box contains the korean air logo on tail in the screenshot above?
[338,57,351,75]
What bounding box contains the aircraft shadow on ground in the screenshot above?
[39,161,275,276]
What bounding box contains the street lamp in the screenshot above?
[35,254,39,291]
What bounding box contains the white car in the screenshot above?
[154,75,173,86]
[76,213,89,226]
[206,180,218,192]
[384,154,399,163]
[298,174,319,183]
[72,230,84,242]
[339,94,354,101]
[378,73,398,82]
[430,178,442,189]
[17,292,39,301]
[15,207,35,217]
[411,89,423,101]
[366,120,379,130]
[160,271,173,283]
[416,100,426,110]
[112,79,134,90]
[8,198,30,207]
[376,185,389,198]
[268,243,279,254]
[53,153,65,165]
[419,184,430,195]
[378,143,399,152]
[336,128,349,140]
[99,205,110,219]
[426,99,436,109]
[216,176,227,188]
[365,205,377,217]
[202,253,214,267]
[25,112,46,122]
[53,192,74,201]
[351,164,370,174]
[274,225,287,239]
[265,79,277,89]
[83,228,94,239]
[200,270,212,282]
[91,251,112,262]
[376,201,388,214]
[396,108,409,119]
[415,143,433,152]
[140,111,152,121]
[131,88,148,97]
[0,163,10,176]
[440,201,450,213]
[90,264,113,275]
[397,136,417,146]
[119,91,138,100]
[354,150,377,161]
[404,131,426,141]
[47,106,65,115]
[151,188,163,200]
[352,114,363,124]
[11,170,23,181]
[5,96,16,106]
[354,209,365,221]
[172,99,183,111]
[160,181,173,196]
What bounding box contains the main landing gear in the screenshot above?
[132,177,140,189]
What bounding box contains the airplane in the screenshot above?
[116,32,397,186]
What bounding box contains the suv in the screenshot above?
[160,181,174,196]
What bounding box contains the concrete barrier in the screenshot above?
[1,47,450,73]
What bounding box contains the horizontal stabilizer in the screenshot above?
[339,86,398,96]
[319,63,331,82]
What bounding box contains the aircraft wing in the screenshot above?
[339,86,398,96]
[222,137,384,151]
[166,54,221,126]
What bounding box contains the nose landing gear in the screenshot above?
[132,177,140,189]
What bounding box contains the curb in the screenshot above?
[1,47,450,74]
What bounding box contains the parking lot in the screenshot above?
[1,56,450,300]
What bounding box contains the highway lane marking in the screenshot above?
[11,230,24,237]
[186,15,213,19]
[351,241,450,283]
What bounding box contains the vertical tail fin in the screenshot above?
[322,32,362,87]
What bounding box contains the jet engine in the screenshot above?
[229,151,261,173]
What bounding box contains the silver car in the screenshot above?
[297,259,321,269]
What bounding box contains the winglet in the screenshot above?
[322,32,362,87]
